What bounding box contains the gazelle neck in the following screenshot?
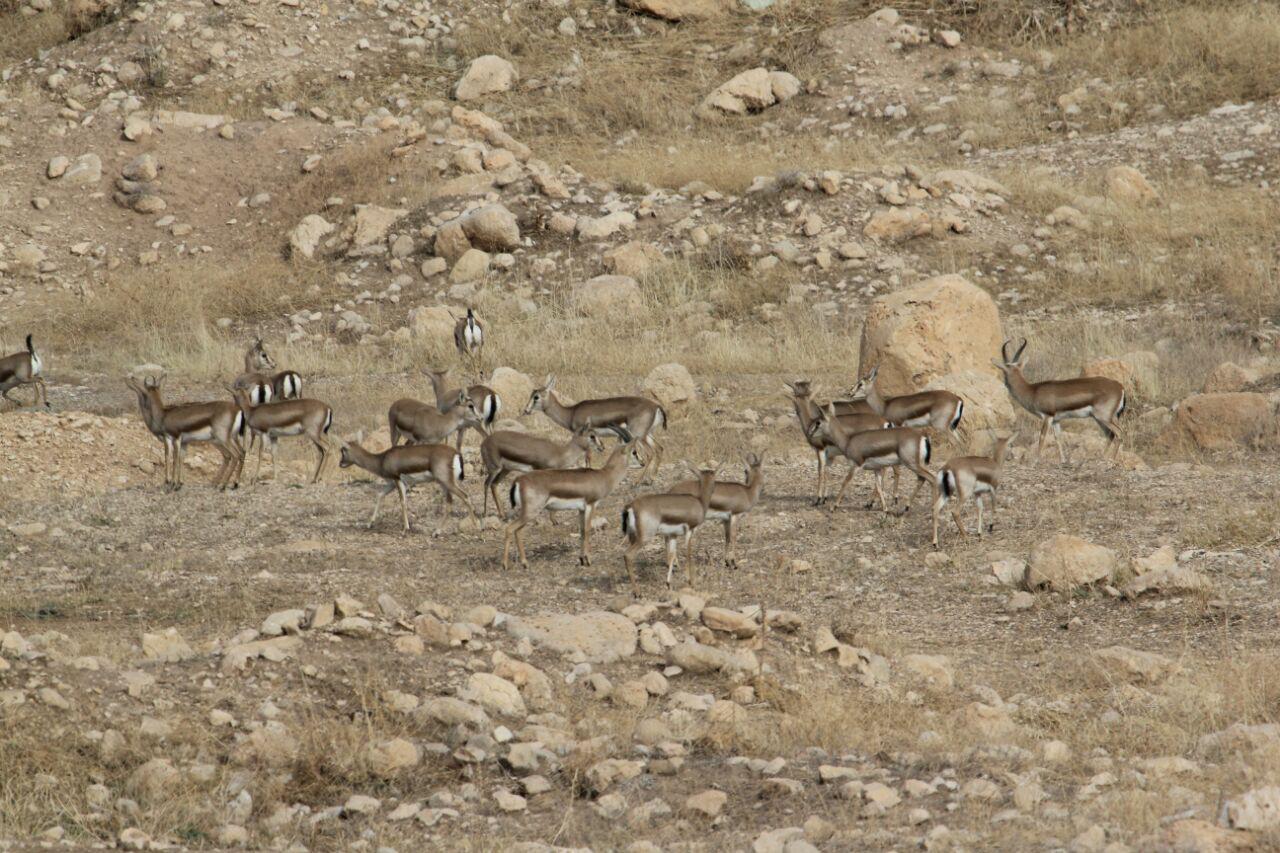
[993,438,1013,466]
[541,391,574,429]
[862,379,888,416]
[426,371,451,403]
[344,442,385,475]
[791,395,817,430]
[1002,367,1038,412]
[745,465,764,500]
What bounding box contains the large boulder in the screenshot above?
[459,203,520,251]
[700,68,801,116]
[571,275,643,317]
[488,367,534,414]
[408,305,457,344]
[506,612,638,663]
[1081,351,1159,399]
[858,274,1004,395]
[1202,361,1259,393]
[1160,392,1273,450]
[603,241,664,278]
[1105,165,1158,206]
[1027,534,1116,591]
[644,363,697,407]
[288,214,334,259]
[620,0,732,20]
[454,55,518,101]
[922,371,1016,441]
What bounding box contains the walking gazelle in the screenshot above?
[621,464,720,594]
[524,377,666,483]
[668,452,764,569]
[339,436,474,531]
[849,366,964,439]
[992,338,1126,463]
[1,334,49,408]
[226,384,335,484]
[931,434,1015,548]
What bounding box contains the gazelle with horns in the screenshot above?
[668,452,764,569]
[849,366,964,438]
[339,436,474,531]
[234,339,302,406]
[784,380,890,505]
[621,464,720,594]
[388,389,489,447]
[807,402,934,513]
[993,338,1126,462]
[501,438,634,572]
[226,384,335,484]
[126,374,244,491]
[524,376,666,483]
[424,368,500,450]
[931,434,1015,548]
[479,426,604,517]
[0,334,49,408]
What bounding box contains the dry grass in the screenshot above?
[0,0,70,68]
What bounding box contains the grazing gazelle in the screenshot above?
[849,366,964,438]
[993,338,1126,462]
[388,389,489,447]
[0,334,49,408]
[234,339,303,405]
[668,453,763,569]
[226,384,334,484]
[501,439,634,571]
[455,307,484,360]
[424,368,500,450]
[785,380,890,505]
[339,437,474,531]
[126,374,244,491]
[807,402,933,513]
[932,434,1015,548]
[621,464,719,593]
[524,376,666,482]
[479,427,604,517]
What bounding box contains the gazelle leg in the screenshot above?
[814,450,826,505]
[931,494,946,548]
[309,437,327,483]
[685,530,696,588]
[664,536,679,590]
[873,468,891,513]
[579,503,593,566]
[447,481,476,518]
[455,427,465,453]
[174,440,186,491]
[213,441,232,490]
[271,437,283,483]
[951,503,967,537]
[515,520,529,567]
[251,435,265,484]
[398,480,411,532]
[831,467,857,510]
[1037,416,1051,459]
[864,469,883,510]
[724,517,736,568]
[890,464,902,504]
[986,490,997,533]
[623,544,643,597]
[1052,420,1069,464]
[975,497,984,539]
[371,481,395,528]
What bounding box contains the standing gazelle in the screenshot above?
[455,307,485,361]
[931,434,1015,548]
[993,338,1126,462]
[785,380,889,505]
[849,366,964,438]
[389,389,488,447]
[668,453,764,568]
[424,368,500,450]
[1,334,49,408]
[226,385,334,484]
[807,403,934,513]
[621,464,719,594]
[524,377,666,483]
[126,374,244,491]
[479,427,603,517]
[339,438,474,531]
[234,339,303,406]
[501,439,634,571]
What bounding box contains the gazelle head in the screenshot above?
[524,375,556,416]
[782,379,813,401]
[803,402,835,441]
[337,430,365,468]
[992,338,1030,386]
[247,338,276,372]
[742,451,762,481]
[574,425,606,454]
[848,365,879,400]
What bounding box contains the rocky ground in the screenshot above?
[5,0,1280,850]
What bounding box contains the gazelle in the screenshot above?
[234,339,303,406]
[126,374,244,491]
[339,438,474,531]
[501,440,634,571]
[621,464,719,594]
[454,307,485,360]
[668,453,763,568]
[524,376,667,483]
[931,434,1015,548]
[787,379,872,417]
[226,385,334,484]
[0,334,49,408]
[424,368,500,450]
[993,338,1126,462]
[388,389,489,447]
[785,380,890,505]
[849,366,964,437]
[479,427,604,517]
[807,402,933,513]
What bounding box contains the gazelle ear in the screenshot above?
[991,359,1006,370]
[545,375,556,391]
[868,365,878,381]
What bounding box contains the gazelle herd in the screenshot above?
[1,323,1130,595]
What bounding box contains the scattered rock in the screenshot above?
[289,215,334,260]
[1105,165,1158,206]
[571,274,643,317]
[1027,534,1116,592]
[455,55,518,101]
[644,363,697,408]
[1093,645,1177,684]
[1161,393,1273,450]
